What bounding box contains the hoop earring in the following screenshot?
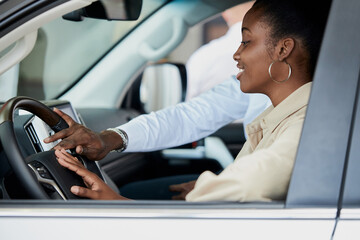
[268,60,292,83]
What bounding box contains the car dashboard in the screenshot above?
[0,100,85,199]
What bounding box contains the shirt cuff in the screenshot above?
[117,120,144,152]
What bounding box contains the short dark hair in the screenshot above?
[252,0,332,76]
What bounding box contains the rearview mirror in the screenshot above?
[63,0,142,21]
[140,63,187,113]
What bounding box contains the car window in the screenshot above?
[5,0,168,101]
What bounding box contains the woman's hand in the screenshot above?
[55,149,129,200]
[169,180,196,200]
[45,108,123,161]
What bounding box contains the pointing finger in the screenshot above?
[44,128,70,143]
[53,108,76,127]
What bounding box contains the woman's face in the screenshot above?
[233,7,274,94]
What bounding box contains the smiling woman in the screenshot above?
[186,0,330,201]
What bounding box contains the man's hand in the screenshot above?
[44,108,122,161]
[169,180,196,200]
[55,149,129,200]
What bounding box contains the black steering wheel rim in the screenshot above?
[0,96,97,199]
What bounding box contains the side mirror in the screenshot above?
[63,0,142,21]
[140,63,187,113]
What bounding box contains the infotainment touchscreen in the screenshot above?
[54,103,81,124]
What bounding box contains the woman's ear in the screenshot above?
[277,38,295,61]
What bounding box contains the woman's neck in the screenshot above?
[268,79,311,107]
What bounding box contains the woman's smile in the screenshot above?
[236,65,245,80]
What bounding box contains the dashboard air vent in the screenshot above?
[25,123,43,153]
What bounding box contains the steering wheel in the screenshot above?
[0,96,104,199]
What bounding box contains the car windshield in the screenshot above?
[0,0,167,101]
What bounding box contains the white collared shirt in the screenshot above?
[186,82,312,202]
[120,76,270,152]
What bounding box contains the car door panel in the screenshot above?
[333,209,360,240]
[0,202,336,240]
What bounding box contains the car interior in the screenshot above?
[0,0,250,201]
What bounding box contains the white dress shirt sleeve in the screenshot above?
[119,76,250,152]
